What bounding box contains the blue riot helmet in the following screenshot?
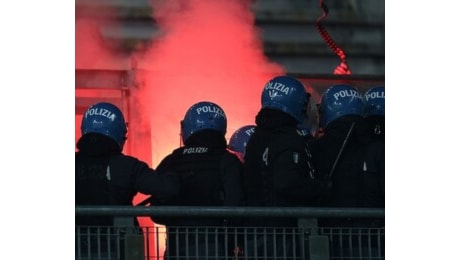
[181,101,227,143]
[364,86,385,137]
[261,75,310,123]
[319,84,365,129]
[364,86,385,117]
[228,125,256,155]
[81,102,128,149]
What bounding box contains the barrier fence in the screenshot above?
[76,206,384,260]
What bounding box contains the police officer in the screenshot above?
[75,102,180,259]
[242,75,329,259]
[312,84,384,258]
[364,86,385,142]
[363,86,385,207]
[228,124,256,163]
[312,84,384,209]
[150,101,245,260]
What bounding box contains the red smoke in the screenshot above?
[76,0,286,257]
[134,0,284,166]
[75,0,286,166]
[75,6,131,70]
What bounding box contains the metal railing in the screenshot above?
[76,206,384,260]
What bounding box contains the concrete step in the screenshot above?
[75,0,384,24]
[97,23,384,63]
[76,0,384,75]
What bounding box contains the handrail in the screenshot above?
[76,206,384,218]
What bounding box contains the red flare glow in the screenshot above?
[134,0,284,166]
[76,0,286,257]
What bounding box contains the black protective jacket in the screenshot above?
[366,115,385,142]
[311,115,384,209]
[311,116,384,229]
[150,130,245,227]
[148,130,245,259]
[362,139,385,208]
[75,133,180,227]
[243,109,329,227]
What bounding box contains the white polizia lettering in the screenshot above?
[196,105,226,118]
[85,108,116,121]
[264,82,291,96]
[365,91,384,100]
[183,147,209,154]
[245,128,255,136]
[333,89,362,101]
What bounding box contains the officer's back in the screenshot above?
[75,102,179,260]
[312,84,385,210]
[242,75,329,259]
[312,84,385,259]
[150,101,244,260]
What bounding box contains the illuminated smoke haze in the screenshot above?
[75,6,160,254]
[134,0,285,166]
[76,0,286,255]
[75,6,130,70]
[75,5,131,146]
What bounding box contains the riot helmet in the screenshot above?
[181,101,227,143]
[81,102,128,149]
[318,84,365,129]
[228,125,256,155]
[364,86,385,117]
[261,75,310,123]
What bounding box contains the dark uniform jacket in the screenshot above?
[311,116,385,227]
[362,139,385,208]
[148,130,244,260]
[311,115,384,208]
[243,108,328,227]
[366,115,385,142]
[75,133,180,227]
[150,130,245,227]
